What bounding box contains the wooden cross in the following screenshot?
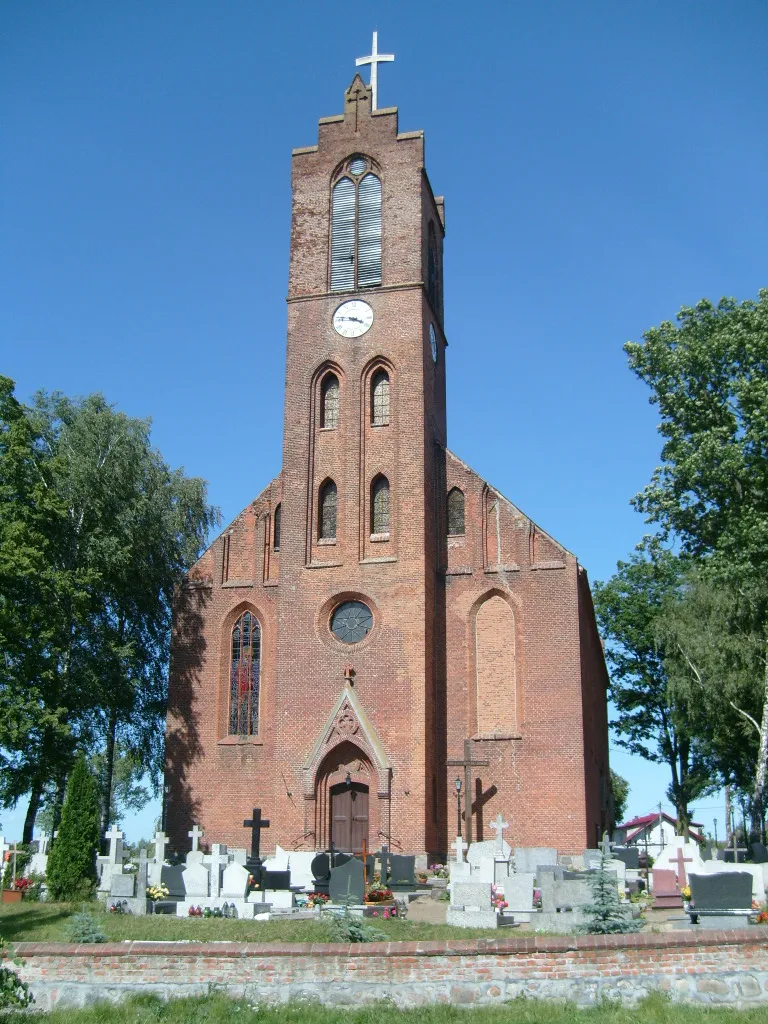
[489,813,509,855]
[243,808,270,862]
[451,835,468,863]
[188,824,204,852]
[447,739,490,847]
[675,847,694,886]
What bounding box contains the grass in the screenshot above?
[8,991,768,1024]
[0,902,503,943]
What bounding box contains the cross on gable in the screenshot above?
[188,824,204,852]
[452,835,468,862]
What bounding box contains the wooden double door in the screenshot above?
[330,782,369,853]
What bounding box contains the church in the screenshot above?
[165,54,610,862]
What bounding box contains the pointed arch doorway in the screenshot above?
[330,780,369,853]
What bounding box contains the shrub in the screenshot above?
[325,907,387,943]
[46,756,101,902]
[0,936,33,1010]
[66,908,107,944]
[580,854,642,934]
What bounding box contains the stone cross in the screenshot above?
[136,848,149,894]
[447,739,490,847]
[153,830,169,866]
[452,835,468,863]
[105,825,124,867]
[243,808,270,868]
[355,31,394,112]
[489,814,509,856]
[600,831,613,859]
[675,847,694,886]
[188,824,204,853]
[209,843,228,898]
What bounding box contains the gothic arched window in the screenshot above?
[320,373,340,429]
[319,479,338,540]
[273,503,281,551]
[229,611,261,736]
[371,369,390,426]
[447,487,465,536]
[371,475,390,536]
[331,156,382,292]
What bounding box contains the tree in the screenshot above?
[593,548,713,835]
[610,769,630,825]
[626,290,768,834]
[46,756,100,901]
[579,855,641,934]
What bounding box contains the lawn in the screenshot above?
[0,902,502,943]
[8,992,768,1024]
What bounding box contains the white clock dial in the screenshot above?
[333,300,374,338]
[429,323,438,363]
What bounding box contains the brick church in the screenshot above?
[165,67,610,861]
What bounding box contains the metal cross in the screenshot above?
[356,31,394,112]
[188,824,204,852]
[447,739,490,847]
[243,807,270,862]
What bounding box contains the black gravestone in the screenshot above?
[387,854,416,890]
[329,857,366,906]
[262,869,291,890]
[750,842,768,864]
[310,853,331,894]
[689,872,753,910]
[611,847,640,869]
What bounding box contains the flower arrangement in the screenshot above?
[306,892,330,908]
[370,906,398,918]
[680,885,692,902]
[491,884,508,912]
[429,863,449,879]
[9,878,32,896]
[365,885,394,903]
[533,888,542,909]
[417,871,428,884]
[146,883,169,902]
[755,907,768,924]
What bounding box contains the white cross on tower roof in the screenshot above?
[356,31,394,112]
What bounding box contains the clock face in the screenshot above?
[333,300,374,338]
[429,323,438,364]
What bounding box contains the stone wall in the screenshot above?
[16,931,768,1011]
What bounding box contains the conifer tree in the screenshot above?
[580,855,641,934]
[46,756,100,901]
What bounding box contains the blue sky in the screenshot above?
[2,1,766,845]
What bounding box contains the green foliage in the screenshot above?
[580,856,641,935]
[46,757,100,902]
[593,548,713,832]
[0,935,33,1010]
[65,908,106,944]
[1,844,31,889]
[325,906,388,943]
[609,770,629,825]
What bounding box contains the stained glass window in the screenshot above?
[371,475,390,536]
[447,488,465,536]
[273,503,281,551]
[319,480,337,540]
[321,374,340,429]
[331,600,373,644]
[229,611,261,735]
[371,370,390,426]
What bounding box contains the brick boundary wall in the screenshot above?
[13,930,768,1010]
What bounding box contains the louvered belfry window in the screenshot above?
[371,369,390,426]
[321,373,340,429]
[331,156,382,292]
[319,480,338,540]
[230,611,261,736]
[447,488,465,536]
[273,503,281,551]
[371,475,390,536]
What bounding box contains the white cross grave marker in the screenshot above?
[105,825,124,867]
[355,31,394,112]
[153,830,169,865]
[188,824,204,853]
[452,835,468,863]
[489,814,510,856]
[209,843,228,898]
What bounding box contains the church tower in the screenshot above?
[165,60,610,861]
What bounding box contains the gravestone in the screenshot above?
[702,843,714,861]
[286,851,315,890]
[387,854,416,890]
[182,861,209,898]
[262,869,291,890]
[110,873,135,898]
[489,814,509,856]
[231,848,248,866]
[263,845,290,871]
[148,830,170,886]
[451,835,468,862]
[469,839,510,870]
[583,848,602,871]
[689,871,753,910]
[222,861,250,899]
[329,857,365,905]
[188,825,204,853]
[209,843,228,898]
[160,864,185,898]
[611,847,639,869]
[751,842,768,864]
[514,847,558,874]
[136,849,149,897]
[311,853,331,893]
[446,880,497,928]
[652,868,680,909]
[476,856,496,885]
[503,871,534,923]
